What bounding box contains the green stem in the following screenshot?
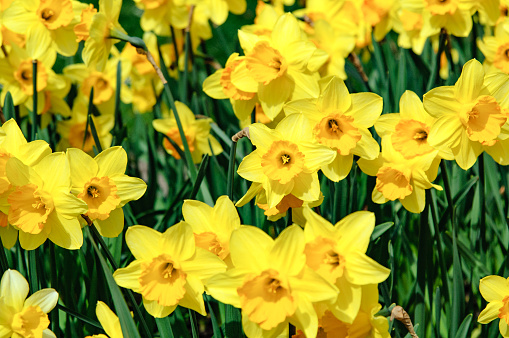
[27,249,39,292]
[31,60,38,141]
[440,161,455,226]
[0,239,8,273]
[227,141,238,200]
[189,309,199,338]
[478,153,486,262]
[50,244,60,336]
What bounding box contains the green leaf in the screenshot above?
[371,222,394,241]
[156,317,175,338]
[454,314,472,338]
[3,92,14,121]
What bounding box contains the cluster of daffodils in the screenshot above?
[112,196,390,337]
[0,119,146,250]
[203,12,509,215]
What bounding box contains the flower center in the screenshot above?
[139,254,187,306]
[245,41,288,85]
[261,140,305,184]
[237,269,296,330]
[8,183,54,235]
[36,0,74,30]
[11,306,50,338]
[74,4,97,42]
[375,166,413,200]
[14,60,48,96]
[460,95,506,145]
[82,72,114,105]
[313,114,361,155]
[425,0,458,15]
[78,177,120,221]
[392,119,434,158]
[304,237,345,284]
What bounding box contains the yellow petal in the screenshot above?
[290,298,318,338]
[202,70,228,99]
[480,276,509,302]
[47,212,83,250]
[19,231,48,251]
[95,146,127,176]
[423,86,458,118]
[317,77,351,114]
[237,152,265,183]
[248,123,278,153]
[321,153,352,182]
[94,208,124,238]
[478,301,503,324]
[330,277,362,324]
[347,93,383,128]
[335,211,375,253]
[270,225,306,276]
[26,21,52,59]
[344,252,390,285]
[143,298,175,318]
[454,59,485,103]
[160,221,196,261]
[95,301,122,338]
[125,225,162,260]
[0,269,29,310]
[452,132,483,170]
[258,76,293,120]
[230,226,273,271]
[179,276,207,315]
[291,172,320,202]
[111,176,147,206]
[33,153,72,193]
[25,288,58,313]
[180,248,227,281]
[428,115,463,149]
[113,260,143,293]
[66,148,98,194]
[271,13,302,51]
[205,269,245,308]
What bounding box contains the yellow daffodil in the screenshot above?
[0,119,51,249]
[301,209,390,323]
[134,0,189,37]
[113,222,227,318]
[237,113,336,209]
[471,0,499,26]
[182,196,242,266]
[0,43,66,111]
[402,0,474,38]
[393,5,429,55]
[2,152,88,250]
[206,225,338,337]
[236,182,323,222]
[375,90,453,160]
[82,0,127,71]
[85,301,123,338]
[478,275,509,337]
[358,136,442,213]
[0,269,58,338]
[241,1,282,37]
[67,147,147,238]
[152,101,223,164]
[56,96,114,155]
[285,76,382,182]
[424,59,508,170]
[64,57,129,110]
[479,18,509,74]
[202,52,258,125]
[235,13,326,120]
[3,0,85,58]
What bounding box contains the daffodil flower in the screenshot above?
[203,53,258,125]
[479,19,509,74]
[285,76,382,182]
[182,196,242,266]
[113,223,227,318]
[424,59,508,170]
[0,269,58,337]
[3,0,86,58]
[3,153,88,250]
[206,225,338,337]
[82,0,127,71]
[234,13,326,120]
[375,90,453,160]
[67,147,147,238]
[152,101,223,164]
[0,119,51,249]
[237,113,336,209]
[478,275,509,337]
[358,136,442,213]
[302,209,390,323]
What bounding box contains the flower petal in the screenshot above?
[0,269,29,311]
[125,225,162,260]
[347,93,383,128]
[335,211,375,253]
[480,276,509,302]
[47,212,83,250]
[270,225,306,276]
[230,226,273,271]
[111,176,147,206]
[113,260,143,293]
[94,208,124,238]
[344,252,390,285]
[478,301,503,324]
[25,288,58,313]
[317,77,351,114]
[96,147,127,176]
[454,59,485,103]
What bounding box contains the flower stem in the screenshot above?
[227,140,238,200]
